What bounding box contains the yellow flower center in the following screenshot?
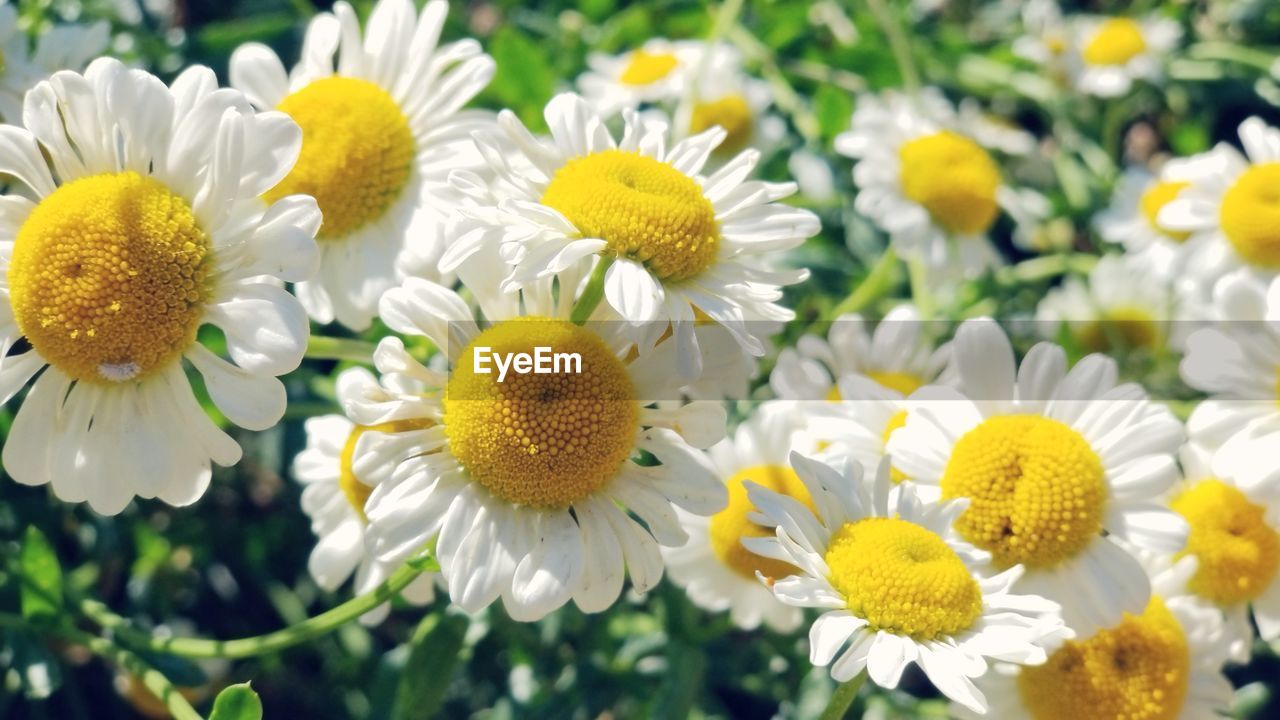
[1171,479,1280,606]
[1082,18,1148,67]
[266,77,415,240]
[868,370,926,397]
[1219,162,1280,270]
[709,464,814,581]
[941,415,1106,569]
[620,50,679,85]
[443,318,639,508]
[1018,596,1189,720]
[882,409,911,484]
[690,94,753,155]
[338,418,436,523]
[1079,307,1160,353]
[825,517,983,640]
[8,171,211,384]
[898,131,1001,236]
[541,150,720,281]
[1139,180,1192,242]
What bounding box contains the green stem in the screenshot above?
[0,614,203,720]
[906,255,933,321]
[831,248,899,317]
[865,0,920,92]
[81,556,437,660]
[305,335,378,364]
[994,253,1098,286]
[727,25,822,143]
[571,255,615,325]
[1186,41,1277,73]
[818,671,867,720]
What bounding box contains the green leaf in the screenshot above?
[19,526,63,622]
[484,27,555,132]
[209,682,264,720]
[391,614,469,720]
[813,84,853,142]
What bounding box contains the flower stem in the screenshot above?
[571,255,615,325]
[818,671,867,720]
[305,335,378,364]
[831,248,899,317]
[906,255,934,321]
[80,555,438,660]
[865,0,921,92]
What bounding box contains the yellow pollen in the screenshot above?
[709,464,814,581]
[941,415,1106,569]
[443,318,638,508]
[1018,596,1189,720]
[1219,163,1280,270]
[1139,180,1192,242]
[541,150,720,281]
[898,131,1001,236]
[338,418,436,523]
[1171,479,1280,606]
[1082,18,1148,66]
[266,77,415,240]
[868,370,925,397]
[882,410,911,484]
[690,94,753,155]
[1079,307,1160,353]
[620,50,679,85]
[8,171,211,384]
[824,517,983,640]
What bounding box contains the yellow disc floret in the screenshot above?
[868,370,926,397]
[709,464,814,581]
[1171,479,1280,606]
[1079,307,1161,353]
[941,415,1106,569]
[339,418,436,523]
[1082,18,1148,66]
[898,131,1001,236]
[267,77,415,240]
[620,50,679,85]
[824,517,983,640]
[690,94,753,155]
[1018,596,1190,720]
[1219,162,1280,270]
[9,171,211,384]
[1140,180,1191,242]
[443,318,638,508]
[541,150,720,281]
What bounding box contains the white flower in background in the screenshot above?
[0,58,320,514]
[771,306,952,477]
[1067,14,1181,97]
[1159,117,1280,299]
[449,92,817,372]
[956,99,1038,157]
[663,402,809,632]
[1095,164,1196,272]
[0,0,109,121]
[346,269,728,621]
[1180,270,1280,446]
[835,88,1046,276]
[577,38,702,114]
[293,373,437,626]
[1011,0,1071,80]
[671,43,785,162]
[1036,253,1183,352]
[230,0,495,330]
[746,454,1067,714]
[888,320,1188,635]
[956,557,1234,720]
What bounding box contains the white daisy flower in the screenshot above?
[835,88,1045,276]
[1011,0,1071,81]
[0,0,108,121]
[1159,117,1280,298]
[1180,269,1280,446]
[887,319,1189,635]
[0,58,320,514]
[229,0,495,330]
[662,402,809,632]
[293,372,437,626]
[1035,253,1183,352]
[745,454,1067,714]
[956,556,1235,720]
[672,43,785,162]
[346,271,729,621]
[771,306,953,478]
[1067,14,1182,97]
[577,39,702,114]
[449,92,817,367]
[956,99,1038,157]
[1095,164,1196,271]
